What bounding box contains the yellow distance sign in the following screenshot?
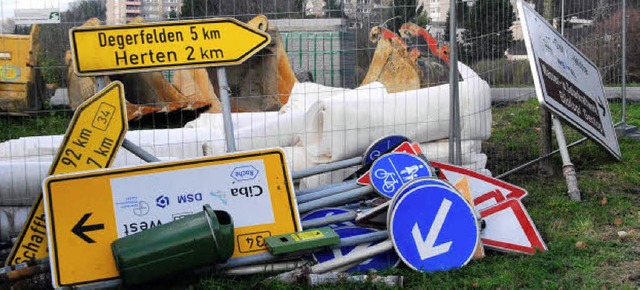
[6,81,127,266]
[70,18,270,76]
[43,148,300,288]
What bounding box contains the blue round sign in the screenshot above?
[387,178,458,225]
[300,208,356,229]
[363,135,409,165]
[313,226,400,272]
[370,152,433,198]
[390,184,478,272]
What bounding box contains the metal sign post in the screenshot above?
[216,67,237,152]
[551,116,581,200]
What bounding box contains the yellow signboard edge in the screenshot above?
[5,81,128,266]
[43,147,299,287]
[69,18,271,77]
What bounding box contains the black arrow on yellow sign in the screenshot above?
[72,213,104,243]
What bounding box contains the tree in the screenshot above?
[37,0,107,85]
[390,0,420,32]
[443,2,471,43]
[460,0,515,62]
[415,11,430,28]
[580,8,640,83]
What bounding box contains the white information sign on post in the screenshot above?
[518,0,621,160]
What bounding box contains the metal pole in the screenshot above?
[301,211,357,229]
[560,0,565,35]
[218,231,389,269]
[496,121,625,179]
[296,180,357,195]
[122,139,161,162]
[297,186,373,213]
[296,181,360,203]
[449,0,461,165]
[216,67,236,152]
[223,261,309,276]
[552,116,581,201]
[291,157,362,180]
[496,137,587,179]
[95,78,161,163]
[310,240,394,274]
[622,0,627,129]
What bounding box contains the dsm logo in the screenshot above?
[177,192,203,204]
[155,195,170,208]
[231,165,259,182]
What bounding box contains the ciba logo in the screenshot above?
[155,195,170,208]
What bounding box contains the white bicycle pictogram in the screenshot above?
[374,168,399,193]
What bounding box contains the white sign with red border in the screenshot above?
[479,198,547,254]
[432,161,527,211]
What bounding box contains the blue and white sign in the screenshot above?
[300,208,355,229]
[370,152,432,198]
[387,178,459,226]
[390,185,478,272]
[363,135,409,165]
[313,226,400,272]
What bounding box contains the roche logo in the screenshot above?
[155,195,170,208]
[231,165,259,182]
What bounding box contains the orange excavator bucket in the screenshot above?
[360,26,421,93]
[399,22,451,87]
[207,15,297,112]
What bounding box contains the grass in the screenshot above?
[1,100,639,289]
[0,110,71,142]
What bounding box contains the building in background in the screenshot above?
[106,0,181,24]
[419,0,450,23]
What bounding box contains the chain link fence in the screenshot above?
[0,0,632,240]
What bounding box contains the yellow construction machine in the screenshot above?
[0,25,47,114]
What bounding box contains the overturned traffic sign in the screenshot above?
[43,148,299,288]
[370,152,432,198]
[70,18,271,76]
[390,183,479,271]
[356,141,423,185]
[6,81,127,266]
[518,1,621,160]
[313,226,400,273]
[480,199,547,254]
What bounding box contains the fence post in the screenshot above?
[449,0,461,165]
[539,0,555,176]
[622,0,627,129]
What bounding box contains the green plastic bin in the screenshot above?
[111,205,234,285]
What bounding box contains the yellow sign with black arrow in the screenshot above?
[70,18,271,76]
[43,148,299,288]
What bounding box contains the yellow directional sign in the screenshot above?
[6,82,127,266]
[70,18,271,76]
[43,148,299,288]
